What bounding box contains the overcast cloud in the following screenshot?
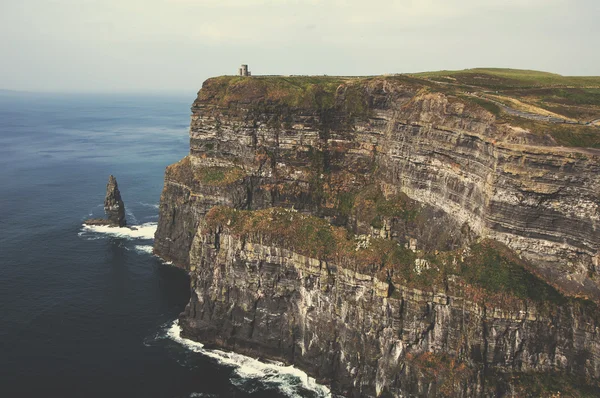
[1,0,598,93]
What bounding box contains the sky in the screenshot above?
[1,0,599,93]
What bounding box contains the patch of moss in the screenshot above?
[200,76,344,109]
[203,142,215,151]
[352,185,419,228]
[194,166,246,186]
[489,369,600,397]
[199,76,374,120]
[547,125,600,148]
[336,191,356,218]
[502,117,600,148]
[407,351,471,397]
[205,206,416,275]
[204,206,587,305]
[460,95,502,116]
[458,240,566,304]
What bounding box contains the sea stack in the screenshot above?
[104,175,126,227]
[85,175,126,227]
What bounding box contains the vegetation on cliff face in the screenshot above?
[197,70,600,149]
[205,206,411,267]
[506,118,600,147]
[455,240,567,304]
[349,185,419,228]
[165,156,246,187]
[198,75,366,113]
[407,352,471,397]
[203,205,577,308]
[194,166,245,186]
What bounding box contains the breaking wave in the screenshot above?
[135,245,154,254]
[166,321,331,398]
[138,202,160,209]
[79,222,157,240]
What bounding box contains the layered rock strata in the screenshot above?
[182,226,600,397]
[155,75,600,396]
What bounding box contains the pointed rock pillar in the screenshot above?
[104,175,126,227]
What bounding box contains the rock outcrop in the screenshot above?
[155,75,600,396]
[86,175,126,227]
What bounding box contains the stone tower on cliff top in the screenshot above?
[238,64,251,76]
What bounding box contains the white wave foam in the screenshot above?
[135,245,154,254]
[139,202,160,209]
[81,222,157,240]
[77,231,103,240]
[166,321,331,398]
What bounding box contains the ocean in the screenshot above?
[0,92,330,398]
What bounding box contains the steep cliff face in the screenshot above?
[155,75,600,396]
[182,225,600,397]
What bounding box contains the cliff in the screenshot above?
[155,72,600,396]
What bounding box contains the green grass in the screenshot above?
[204,205,585,307]
[458,240,566,304]
[540,88,600,106]
[205,206,416,275]
[502,117,600,148]
[349,185,420,230]
[459,95,503,116]
[485,87,600,120]
[165,157,247,187]
[201,76,345,108]
[197,71,600,149]
[412,68,600,89]
[195,166,245,186]
[198,75,375,120]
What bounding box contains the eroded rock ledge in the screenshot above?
[155,75,600,396]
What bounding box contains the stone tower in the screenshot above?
[238,64,251,77]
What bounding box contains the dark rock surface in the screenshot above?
[104,175,126,227]
[182,231,600,397]
[85,175,126,227]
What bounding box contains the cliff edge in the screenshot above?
[155,71,600,397]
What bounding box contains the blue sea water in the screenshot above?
[0,92,329,398]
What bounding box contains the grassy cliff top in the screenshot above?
[200,69,600,100]
[411,68,600,88]
[411,68,600,125]
[196,69,600,147]
[197,75,358,108]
